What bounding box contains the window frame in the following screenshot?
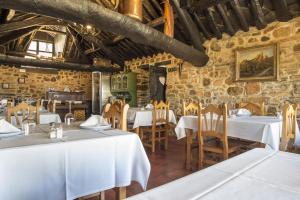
[27,40,54,58]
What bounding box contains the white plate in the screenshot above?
[80,124,112,131]
[0,131,23,138]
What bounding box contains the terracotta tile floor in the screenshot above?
[84,136,194,200]
[86,136,250,200]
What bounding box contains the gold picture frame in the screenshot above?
[235,43,279,81]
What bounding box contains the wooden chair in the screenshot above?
[198,104,240,169]
[183,101,201,169]
[6,101,40,125]
[47,100,61,113]
[103,101,129,131]
[140,100,170,153]
[280,104,298,152]
[183,101,200,116]
[238,102,265,116]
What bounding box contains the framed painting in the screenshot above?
[235,43,279,81]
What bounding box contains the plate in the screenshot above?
[80,124,112,131]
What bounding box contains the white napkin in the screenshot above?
[145,104,153,110]
[236,108,252,116]
[80,115,108,127]
[0,119,21,134]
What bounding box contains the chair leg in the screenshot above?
[164,131,168,150]
[186,132,192,170]
[198,144,204,169]
[151,131,155,153]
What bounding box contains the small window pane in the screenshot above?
[28,41,37,51]
[46,43,53,52]
[27,50,37,55]
[39,52,53,58]
[39,42,47,51]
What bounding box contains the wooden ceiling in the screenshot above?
[0,0,300,69]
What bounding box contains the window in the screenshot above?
[26,40,54,59]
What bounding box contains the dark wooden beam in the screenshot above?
[143,0,159,19]
[171,0,205,50]
[0,0,208,67]
[0,54,119,72]
[38,29,67,35]
[272,0,292,22]
[149,0,163,15]
[228,0,249,32]
[0,26,39,45]
[249,0,267,29]
[180,0,230,9]
[205,8,222,39]
[0,9,15,23]
[70,26,124,66]
[193,13,212,39]
[0,16,63,34]
[112,16,166,43]
[215,4,235,36]
[67,27,92,63]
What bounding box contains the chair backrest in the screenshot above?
[152,100,170,127]
[103,101,129,131]
[183,101,200,116]
[280,104,298,151]
[198,104,228,140]
[47,100,61,113]
[6,101,40,125]
[238,102,265,116]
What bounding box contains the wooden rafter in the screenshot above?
[0,16,64,34]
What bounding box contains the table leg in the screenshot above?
[115,187,126,200]
[186,130,192,170]
[135,127,140,136]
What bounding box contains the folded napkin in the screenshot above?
[236,108,252,116]
[0,119,21,134]
[80,115,109,127]
[145,104,153,110]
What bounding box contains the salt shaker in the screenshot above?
[49,123,56,139]
[22,122,30,136]
[56,125,63,139]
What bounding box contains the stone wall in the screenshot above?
[0,66,92,100]
[126,17,300,116]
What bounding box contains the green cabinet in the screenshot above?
[111,72,137,107]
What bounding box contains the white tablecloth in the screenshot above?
[0,129,150,200]
[175,115,300,150]
[128,148,300,200]
[128,108,177,129]
[9,112,62,125]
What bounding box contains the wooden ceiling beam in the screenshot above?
[67,27,92,63]
[0,26,39,45]
[0,16,64,34]
[70,26,124,66]
[112,16,166,43]
[272,0,292,22]
[0,0,208,67]
[205,8,222,39]
[215,3,235,36]
[228,0,249,32]
[193,13,212,39]
[0,53,119,72]
[171,0,205,50]
[249,0,267,29]
[180,0,231,9]
[38,28,67,35]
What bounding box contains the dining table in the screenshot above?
[175,115,300,150]
[0,111,61,125]
[175,115,300,169]
[0,123,150,200]
[127,107,177,133]
[128,148,300,200]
